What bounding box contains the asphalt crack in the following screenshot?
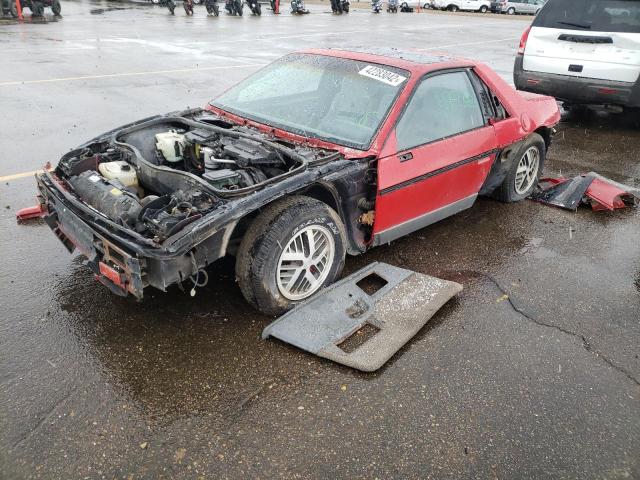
[11,386,78,449]
[455,270,640,388]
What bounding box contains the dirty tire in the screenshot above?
[236,196,347,316]
[493,133,545,202]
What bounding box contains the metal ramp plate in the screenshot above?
[262,262,463,372]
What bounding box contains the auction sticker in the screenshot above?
[358,65,407,87]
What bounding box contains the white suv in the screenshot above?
[432,0,491,12]
[514,0,640,111]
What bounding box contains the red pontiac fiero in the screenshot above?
[34,48,560,314]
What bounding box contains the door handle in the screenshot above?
[398,152,413,162]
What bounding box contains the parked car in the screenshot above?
[491,0,545,15]
[32,49,559,314]
[432,0,490,12]
[514,0,640,111]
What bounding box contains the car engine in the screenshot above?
[54,113,324,242]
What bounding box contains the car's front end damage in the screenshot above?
[36,108,373,299]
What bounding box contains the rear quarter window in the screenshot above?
[534,0,640,33]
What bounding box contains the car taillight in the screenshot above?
[518,26,531,54]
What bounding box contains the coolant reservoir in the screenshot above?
[155,131,185,163]
[98,161,138,188]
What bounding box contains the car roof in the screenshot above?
[301,47,476,73]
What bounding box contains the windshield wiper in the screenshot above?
[557,21,591,29]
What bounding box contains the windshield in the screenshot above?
[534,0,640,33]
[210,53,410,150]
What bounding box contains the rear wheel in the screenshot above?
[506,6,515,14]
[448,4,458,11]
[479,4,487,12]
[493,133,545,202]
[9,1,18,16]
[51,0,61,15]
[236,196,347,315]
[255,2,261,14]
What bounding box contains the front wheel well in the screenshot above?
[535,126,553,151]
[299,183,341,217]
[225,186,342,257]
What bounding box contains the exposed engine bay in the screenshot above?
[54,110,340,243]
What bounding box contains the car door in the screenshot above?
[519,0,530,13]
[533,0,544,13]
[373,69,499,245]
[525,0,536,14]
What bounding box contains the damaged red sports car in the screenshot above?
[33,48,560,314]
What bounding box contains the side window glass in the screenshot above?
[395,71,485,152]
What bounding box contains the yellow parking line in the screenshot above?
[0,63,267,87]
[0,170,46,182]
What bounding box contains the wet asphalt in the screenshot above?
[1,1,640,478]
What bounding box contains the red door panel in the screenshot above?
[374,125,497,235]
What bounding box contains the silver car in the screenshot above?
[490,0,545,14]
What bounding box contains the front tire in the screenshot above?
[236,196,347,315]
[493,133,545,202]
[506,6,515,14]
[448,4,459,11]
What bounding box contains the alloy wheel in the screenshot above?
[514,146,540,195]
[276,225,335,301]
